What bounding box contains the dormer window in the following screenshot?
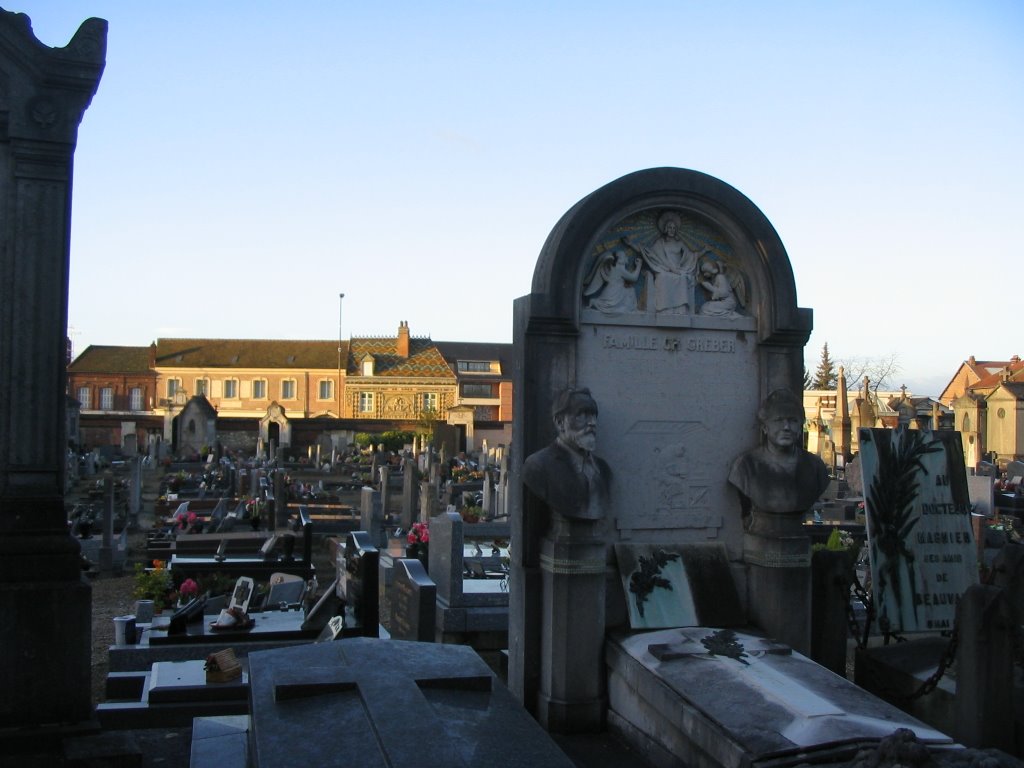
[361,355,375,376]
[457,360,495,373]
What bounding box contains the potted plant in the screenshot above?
[406,522,430,565]
[460,505,486,524]
[246,498,265,530]
[133,560,176,611]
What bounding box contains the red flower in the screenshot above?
[179,578,199,599]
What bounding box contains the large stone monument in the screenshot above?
[0,10,106,729]
[509,168,815,731]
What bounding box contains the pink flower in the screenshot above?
[179,578,199,599]
[408,522,430,544]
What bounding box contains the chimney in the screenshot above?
[149,342,157,368]
[397,321,410,358]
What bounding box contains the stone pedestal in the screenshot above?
[743,532,811,654]
[0,10,106,731]
[537,516,607,732]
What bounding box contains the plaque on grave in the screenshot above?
[247,638,575,768]
[614,542,743,630]
[859,429,979,633]
[390,558,436,642]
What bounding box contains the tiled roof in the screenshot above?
[347,337,454,379]
[184,394,218,417]
[68,345,153,374]
[967,361,1024,393]
[154,339,346,369]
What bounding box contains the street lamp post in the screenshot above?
[337,293,345,420]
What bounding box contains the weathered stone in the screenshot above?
[0,8,106,730]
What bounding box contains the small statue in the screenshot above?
[728,389,828,536]
[522,387,611,521]
[582,249,642,314]
[697,257,745,318]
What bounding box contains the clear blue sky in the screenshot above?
[12,1,1024,397]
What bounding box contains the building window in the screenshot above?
[195,378,209,396]
[281,379,296,400]
[462,383,493,398]
[253,379,267,399]
[224,379,238,399]
[359,392,374,413]
[77,387,90,409]
[130,387,143,411]
[362,357,375,376]
[422,392,438,412]
[319,380,333,400]
[100,387,114,410]
[458,360,493,372]
[167,378,181,398]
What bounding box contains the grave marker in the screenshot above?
[510,168,814,729]
[246,639,575,768]
[859,428,978,633]
[390,558,436,642]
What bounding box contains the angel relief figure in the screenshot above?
[697,257,746,318]
[583,249,642,314]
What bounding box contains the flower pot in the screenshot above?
[407,543,429,567]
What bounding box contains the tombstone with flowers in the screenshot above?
[245,498,266,531]
[406,521,429,565]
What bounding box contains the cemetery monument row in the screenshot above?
[509,167,821,732]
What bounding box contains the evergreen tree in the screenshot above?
[812,343,838,390]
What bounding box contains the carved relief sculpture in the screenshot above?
[581,208,751,321]
[697,256,745,318]
[522,387,611,522]
[728,389,829,536]
[621,211,698,315]
[582,249,642,314]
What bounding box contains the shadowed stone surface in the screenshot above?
[247,637,575,768]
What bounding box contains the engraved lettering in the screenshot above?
[686,338,736,353]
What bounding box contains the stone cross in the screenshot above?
[250,641,494,768]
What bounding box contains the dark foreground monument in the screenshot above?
[0,8,106,731]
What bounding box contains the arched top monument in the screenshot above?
[527,167,810,346]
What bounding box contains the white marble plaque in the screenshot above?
[859,429,978,633]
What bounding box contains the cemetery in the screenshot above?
[3,8,1024,768]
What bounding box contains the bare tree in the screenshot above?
[836,352,902,394]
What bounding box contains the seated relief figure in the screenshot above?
[728,389,829,536]
[522,387,611,522]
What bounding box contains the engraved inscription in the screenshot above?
[687,338,735,353]
[603,334,659,350]
[601,334,736,354]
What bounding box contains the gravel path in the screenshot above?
[88,534,146,703]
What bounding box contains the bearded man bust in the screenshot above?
[522,387,611,522]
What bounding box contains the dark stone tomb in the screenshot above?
[247,638,575,768]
